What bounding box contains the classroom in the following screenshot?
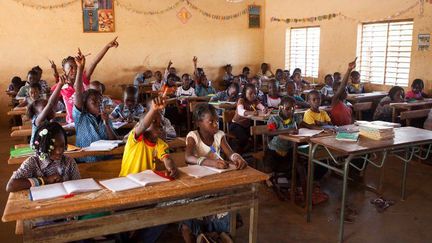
[1,0,432,242]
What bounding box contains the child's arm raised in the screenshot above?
[49,60,60,82]
[220,136,247,169]
[185,137,229,169]
[135,93,167,137]
[192,56,198,79]
[34,75,65,126]
[73,49,86,111]
[85,37,118,80]
[332,58,357,106]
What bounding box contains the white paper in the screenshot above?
[291,128,323,137]
[30,183,67,201]
[179,165,218,178]
[204,164,237,173]
[62,178,102,194]
[99,177,142,192]
[127,170,169,186]
[84,140,123,151]
[112,121,127,129]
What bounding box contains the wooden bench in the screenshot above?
[400,108,431,126]
[353,101,373,120]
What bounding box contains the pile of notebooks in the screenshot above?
[84,140,124,151]
[358,123,395,140]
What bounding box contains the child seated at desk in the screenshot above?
[223,64,234,88]
[176,73,196,98]
[333,72,342,83]
[152,71,164,91]
[16,82,41,108]
[161,73,178,97]
[110,86,144,122]
[195,75,216,97]
[347,71,365,94]
[320,74,334,105]
[263,79,281,109]
[264,97,306,200]
[286,81,310,109]
[302,90,333,130]
[133,70,153,86]
[181,103,247,243]
[6,122,80,192]
[210,82,240,103]
[73,50,118,162]
[330,59,357,126]
[230,84,267,154]
[406,79,428,100]
[6,76,24,97]
[373,86,405,122]
[16,70,43,98]
[28,76,65,145]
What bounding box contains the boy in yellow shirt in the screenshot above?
[120,94,178,177]
[302,90,333,130]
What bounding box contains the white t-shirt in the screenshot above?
[266,95,281,108]
[176,86,196,97]
[186,130,225,159]
[152,81,163,91]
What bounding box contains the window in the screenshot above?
[285,27,320,78]
[357,21,413,87]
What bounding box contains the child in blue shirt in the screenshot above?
[73,49,117,162]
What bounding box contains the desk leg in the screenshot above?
[338,156,352,243]
[392,107,396,123]
[306,143,318,222]
[249,184,258,243]
[291,143,298,206]
[401,148,410,200]
[229,211,237,238]
[253,120,257,152]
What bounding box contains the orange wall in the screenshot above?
[0,0,264,125]
[264,0,432,93]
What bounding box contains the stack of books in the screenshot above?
[359,124,395,140]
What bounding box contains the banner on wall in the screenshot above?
[82,0,115,32]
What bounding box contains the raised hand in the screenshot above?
[49,60,57,69]
[168,60,173,67]
[58,74,67,86]
[348,57,357,70]
[193,56,198,64]
[75,48,86,68]
[106,36,119,48]
[151,93,167,111]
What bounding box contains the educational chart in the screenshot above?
[82,0,115,32]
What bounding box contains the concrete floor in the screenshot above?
[1,128,432,243]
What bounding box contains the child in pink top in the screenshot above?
[51,37,119,123]
[405,79,428,100]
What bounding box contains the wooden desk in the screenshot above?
[390,99,432,122]
[346,92,387,104]
[10,125,75,138]
[306,127,432,243]
[2,167,267,243]
[8,146,125,165]
[7,109,67,119]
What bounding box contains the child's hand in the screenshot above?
[106,36,119,48]
[151,94,167,111]
[209,159,229,169]
[348,57,357,70]
[168,60,173,66]
[101,110,110,122]
[75,48,86,68]
[193,56,198,64]
[44,174,62,184]
[289,129,299,135]
[166,167,179,178]
[49,60,57,69]
[252,111,259,116]
[231,157,247,170]
[58,74,66,86]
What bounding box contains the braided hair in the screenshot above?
[81,89,102,113]
[193,103,217,123]
[32,122,67,161]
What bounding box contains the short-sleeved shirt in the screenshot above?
[186,130,225,159]
[265,95,281,108]
[152,81,163,91]
[176,86,196,97]
[195,85,216,97]
[347,83,365,94]
[11,155,80,181]
[133,73,149,86]
[119,130,170,176]
[110,104,145,121]
[72,105,112,162]
[267,114,302,154]
[321,85,334,97]
[330,101,353,126]
[373,96,392,121]
[405,90,423,100]
[303,109,331,125]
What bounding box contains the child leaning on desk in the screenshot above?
[6,122,80,192]
[181,103,247,243]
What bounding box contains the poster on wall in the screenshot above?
[418,34,430,51]
[82,0,115,33]
[248,5,260,28]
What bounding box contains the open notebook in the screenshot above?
[83,140,124,151]
[179,164,237,178]
[30,178,102,201]
[100,170,171,192]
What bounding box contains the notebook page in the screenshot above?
[99,177,141,192]
[30,183,68,201]
[62,178,102,194]
[291,128,323,137]
[204,164,237,173]
[179,165,217,178]
[127,170,170,186]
